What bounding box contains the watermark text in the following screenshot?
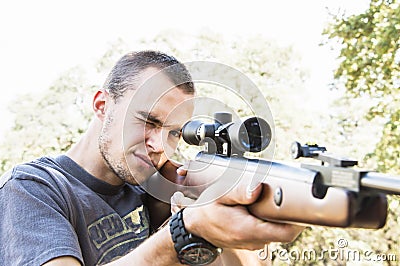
[258,239,398,263]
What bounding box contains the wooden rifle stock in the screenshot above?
[183,153,398,229]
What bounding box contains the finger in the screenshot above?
[171,204,180,214]
[170,191,184,214]
[158,160,183,184]
[176,166,187,177]
[170,191,196,211]
[171,191,185,205]
[181,195,196,206]
[176,160,189,176]
[250,221,305,244]
[214,176,263,206]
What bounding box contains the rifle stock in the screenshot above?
[184,153,399,229]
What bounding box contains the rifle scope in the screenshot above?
[181,112,271,155]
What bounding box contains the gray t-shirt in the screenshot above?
[0,155,150,265]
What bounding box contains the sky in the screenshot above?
[0,0,368,138]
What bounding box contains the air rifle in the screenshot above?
[180,112,400,229]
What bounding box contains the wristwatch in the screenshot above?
[169,209,222,265]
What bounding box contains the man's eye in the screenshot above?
[169,130,181,138]
[145,121,157,128]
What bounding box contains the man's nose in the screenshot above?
[145,128,164,153]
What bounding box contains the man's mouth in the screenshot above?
[135,153,157,168]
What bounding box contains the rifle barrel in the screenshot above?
[361,172,400,195]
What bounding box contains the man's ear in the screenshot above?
[93,90,107,121]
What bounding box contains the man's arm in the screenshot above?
[42,256,82,266]
[43,226,180,266]
[0,170,84,266]
[107,225,181,265]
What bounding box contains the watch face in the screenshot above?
[180,243,218,265]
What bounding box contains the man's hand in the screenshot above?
[175,166,304,250]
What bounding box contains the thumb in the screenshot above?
[176,165,188,177]
[196,175,264,206]
[221,181,263,205]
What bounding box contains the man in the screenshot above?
[0,51,303,265]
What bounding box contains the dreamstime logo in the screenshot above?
[258,239,398,263]
[124,61,276,204]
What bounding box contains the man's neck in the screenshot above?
[66,120,124,186]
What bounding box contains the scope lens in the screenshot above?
[234,117,271,152]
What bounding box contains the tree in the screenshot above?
[321,1,400,264]
[323,0,400,174]
[0,67,95,174]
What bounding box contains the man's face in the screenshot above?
[99,67,194,185]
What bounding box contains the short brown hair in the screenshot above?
[103,51,194,101]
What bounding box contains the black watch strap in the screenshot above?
[169,209,221,265]
[169,208,203,252]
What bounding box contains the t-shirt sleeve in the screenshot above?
[0,167,84,265]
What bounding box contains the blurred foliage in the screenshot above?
[290,0,400,265]
[0,67,96,173]
[0,22,399,265]
[323,0,400,175]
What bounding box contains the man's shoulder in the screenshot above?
[0,156,66,189]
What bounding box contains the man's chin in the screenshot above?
[128,168,158,185]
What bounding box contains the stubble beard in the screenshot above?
[98,112,134,184]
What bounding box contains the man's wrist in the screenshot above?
[181,208,197,236]
[169,208,221,265]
